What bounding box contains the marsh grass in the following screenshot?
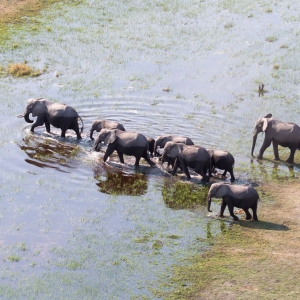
[7,63,41,77]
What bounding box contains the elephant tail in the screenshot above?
[78,115,84,133]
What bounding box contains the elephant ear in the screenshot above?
[105,130,116,144]
[96,121,103,132]
[169,144,182,158]
[262,118,268,132]
[32,100,46,117]
[264,113,272,119]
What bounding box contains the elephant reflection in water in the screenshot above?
[19,135,79,171]
[94,165,148,196]
[161,178,209,210]
[252,159,295,180]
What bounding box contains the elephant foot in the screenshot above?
[285,159,294,164]
[246,216,252,220]
[257,155,263,160]
[273,157,280,161]
[233,216,239,221]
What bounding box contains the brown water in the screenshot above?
[1,0,300,298]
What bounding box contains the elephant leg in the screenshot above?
[61,128,67,138]
[258,138,272,159]
[142,150,155,167]
[170,157,180,175]
[272,140,280,160]
[222,170,227,177]
[45,120,51,133]
[228,168,235,182]
[116,150,124,164]
[177,157,191,179]
[134,156,142,166]
[195,164,209,182]
[242,207,252,220]
[251,201,259,221]
[286,147,296,164]
[219,199,227,217]
[30,116,45,132]
[103,144,115,162]
[224,196,238,221]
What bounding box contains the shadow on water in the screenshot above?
[94,164,148,196]
[238,220,290,231]
[161,178,209,209]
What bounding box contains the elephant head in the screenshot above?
[90,120,103,140]
[93,129,117,151]
[251,113,273,156]
[17,98,46,123]
[207,183,229,212]
[161,142,183,165]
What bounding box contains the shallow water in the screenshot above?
[1,0,300,298]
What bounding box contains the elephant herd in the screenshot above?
[18,99,300,222]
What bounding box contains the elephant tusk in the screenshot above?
[17,114,24,118]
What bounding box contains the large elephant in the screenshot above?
[207,183,259,221]
[161,142,211,182]
[207,149,235,182]
[93,129,155,167]
[17,98,84,139]
[154,135,194,157]
[251,113,300,164]
[90,119,125,140]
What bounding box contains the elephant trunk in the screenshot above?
[251,134,257,156]
[207,198,212,212]
[90,128,95,140]
[24,112,34,123]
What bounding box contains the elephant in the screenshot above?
[93,129,155,167]
[153,135,194,157]
[251,113,300,164]
[147,137,155,156]
[90,119,125,140]
[161,142,211,182]
[207,149,235,182]
[17,98,83,139]
[207,183,259,221]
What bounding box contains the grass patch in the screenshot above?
[7,63,41,77]
[7,255,20,262]
[265,36,278,42]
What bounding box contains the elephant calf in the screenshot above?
[207,149,235,182]
[93,129,155,167]
[147,137,155,156]
[154,135,194,157]
[207,183,259,221]
[18,98,84,139]
[90,119,125,140]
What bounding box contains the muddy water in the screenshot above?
[1,0,300,298]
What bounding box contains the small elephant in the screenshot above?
[207,183,259,221]
[90,119,125,140]
[207,149,235,182]
[93,129,155,167]
[161,142,211,182]
[147,137,155,156]
[17,98,83,139]
[153,135,194,157]
[251,113,300,164]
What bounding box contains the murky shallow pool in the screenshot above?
[1,0,300,298]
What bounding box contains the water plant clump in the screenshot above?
[7,63,41,77]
